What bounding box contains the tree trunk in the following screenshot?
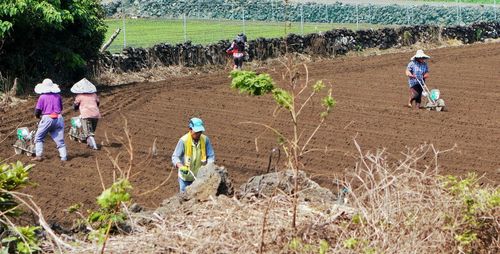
[2,77,17,104]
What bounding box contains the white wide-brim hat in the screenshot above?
[70,78,97,94]
[411,49,431,60]
[34,78,61,94]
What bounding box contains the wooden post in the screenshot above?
[100,28,121,52]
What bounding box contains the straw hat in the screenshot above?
[70,78,97,94]
[411,49,430,60]
[34,79,61,94]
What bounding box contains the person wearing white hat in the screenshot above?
[71,78,101,150]
[405,49,430,109]
[171,117,215,192]
[33,78,67,161]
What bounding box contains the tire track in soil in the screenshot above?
[0,42,499,226]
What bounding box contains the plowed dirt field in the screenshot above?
[1,42,499,226]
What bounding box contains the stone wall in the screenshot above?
[94,22,499,73]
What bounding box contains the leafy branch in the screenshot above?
[0,161,40,254]
[83,116,135,254]
[229,59,336,233]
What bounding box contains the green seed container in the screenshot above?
[17,127,29,140]
[430,89,440,101]
[71,117,81,128]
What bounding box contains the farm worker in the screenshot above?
[71,78,101,150]
[171,117,215,192]
[405,49,430,109]
[237,33,247,45]
[32,78,67,161]
[226,33,247,70]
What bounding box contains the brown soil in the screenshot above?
[0,42,499,227]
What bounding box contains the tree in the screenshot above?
[229,60,335,233]
[0,0,107,92]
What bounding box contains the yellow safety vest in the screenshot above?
[180,132,206,181]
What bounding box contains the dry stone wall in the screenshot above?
[94,22,499,73]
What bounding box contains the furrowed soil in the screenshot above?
[0,42,499,227]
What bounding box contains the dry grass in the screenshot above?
[67,194,354,254]
[62,142,499,253]
[94,63,231,86]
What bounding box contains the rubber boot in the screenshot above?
[58,146,67,161]
[87,136,98,150]
[35,142,44,157]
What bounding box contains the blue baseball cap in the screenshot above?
[189,117,205,132]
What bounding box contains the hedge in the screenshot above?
[102,0,499,26]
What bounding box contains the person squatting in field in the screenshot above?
[32,79,67,161]
[171,117,215,192]
[226,33,247,70]
[71,78,101,150]
[405,49,430,109]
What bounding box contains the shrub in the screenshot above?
[65,143,499,253]
[83,178,132,251]
[0,161,40,254]
[0,0,107,92]
[442,174,499,252]
[126,0,498,26]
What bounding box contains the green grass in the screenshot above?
[103,18,389,53]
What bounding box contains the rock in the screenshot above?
[151,163,233,219]
[239,170,337,204]
[153,194,185,219]
[185,163,234,201]
[128,203,144,213]
[132,166,355,227]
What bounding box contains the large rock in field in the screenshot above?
[133,166,355,227]
[153,163,233,219]
[239,170,338,205]
[185,163,234,201]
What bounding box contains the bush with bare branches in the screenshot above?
[64,143,498,254]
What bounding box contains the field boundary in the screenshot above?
[93,21,499,75]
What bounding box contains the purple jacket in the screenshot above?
[35,93,63,116]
